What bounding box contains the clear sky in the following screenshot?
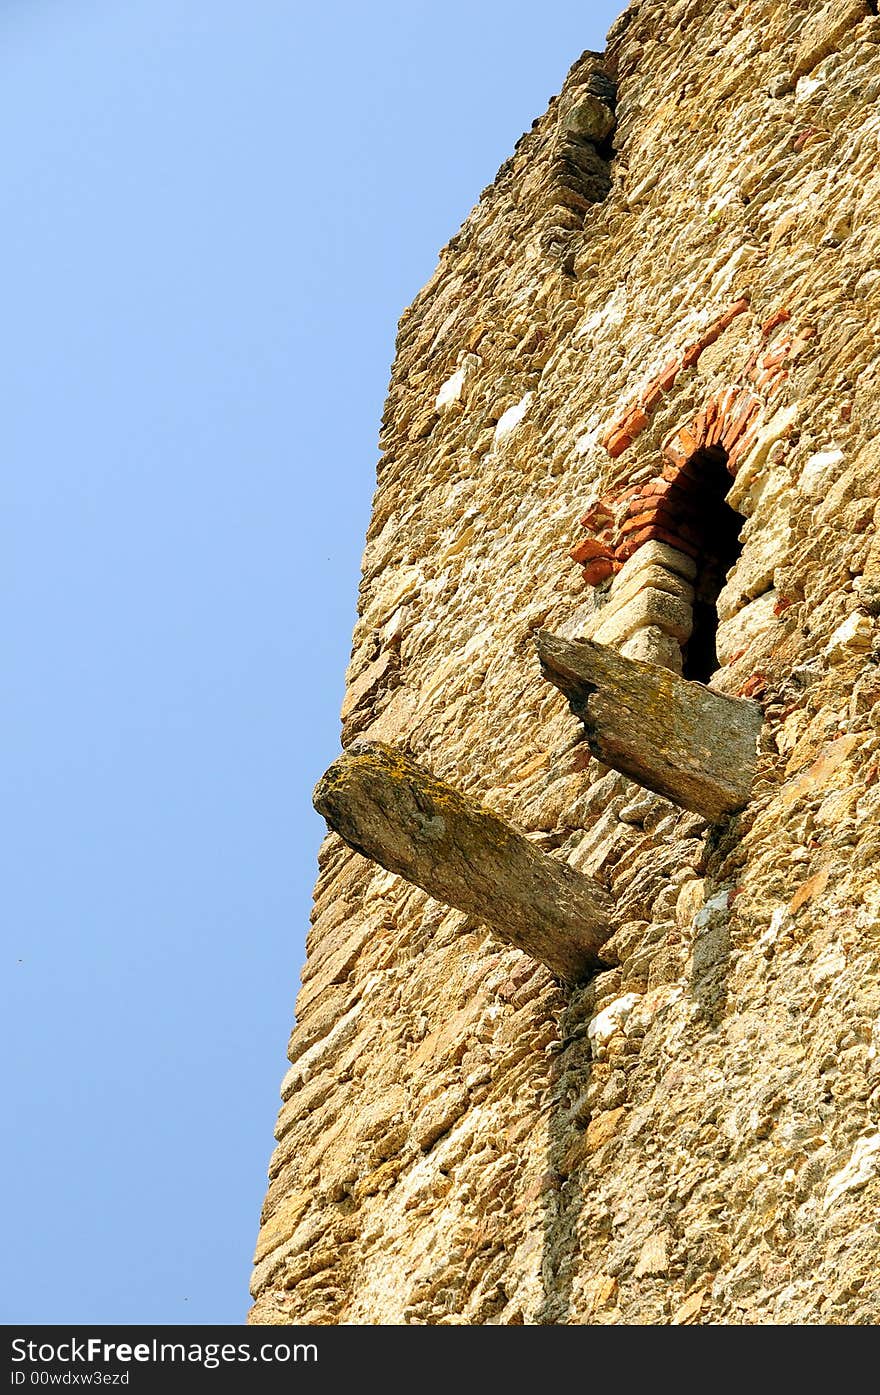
[2,0,623,1325]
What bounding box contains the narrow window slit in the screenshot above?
[680,446,745,683]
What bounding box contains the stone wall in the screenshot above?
[250,0,880,1324]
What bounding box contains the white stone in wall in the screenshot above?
[810,941,846,986]
[492,392,533,445]
[280,998,368,1098]
[587,993,642,1058]
[357,565,423,634]
[435,367,466,411]
[573,425,602,455]
[623,168,660,207]
[795,69,828,104]
[799,447,845,497]
[707,244,757,302]
[825,611,874,662]
[435,353,480,411]
[758,906,792,951]
[736,465,791,526]
[574,284,627,342]
[823,1131,880,1211]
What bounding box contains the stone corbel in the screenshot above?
[535,630,762,823]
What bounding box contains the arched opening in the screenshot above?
[680,446,745,683]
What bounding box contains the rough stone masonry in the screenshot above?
[250,0,880,1324]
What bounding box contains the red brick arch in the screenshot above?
[570,303,808,587]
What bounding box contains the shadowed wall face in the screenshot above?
[252,0,880,1326]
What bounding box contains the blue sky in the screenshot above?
[2,0,622,1324]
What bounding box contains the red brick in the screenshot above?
[760,342,791,370]
[717,295,751,330]
[581,557,617,586]
[663,441,690,470]
[657,356,680,392]
[620,508,659,534]
[696,298,750,357]
[726,450,742,477]
[618,482,643,501]
[754,364,777,392]
[760,307,791,336]
[640,476,692,504]
[661,457,704,486]
[707,388,739,447]
[570,536,615,564]
[788,336,812,359]
[625,491,701,523]
[681,340,702,371]
[791,128,820,153]
[789,865,831,914]
[621,507,701,541]
[662,425,700,462]
[620,506,671,534]
[738,672,767,698]
[626,487,679,513]
[621,405,650,437]
[706,419,722,450]
[658,527,701,556]
[639,379,665,413]
[722,395,760,450]
[675,518,705,545]
[579,497,615,530]
[614,531,649,561]
[605,428,633,458]
[727,425,759,474]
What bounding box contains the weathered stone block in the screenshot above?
[825,610,874,661]
[791,0,871,84]
[559,91,616,142]
[536,632,762,821]
[608,561,695,612]
[593,586,693,646]
[619,625,684,673]
[313,741,615,983]
[715,590,779,665]
[612,539,698,589]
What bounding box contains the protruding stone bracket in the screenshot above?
[313,741,615,984]
[535,631,762,823]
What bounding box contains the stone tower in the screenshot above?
[250,0,880,1324]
